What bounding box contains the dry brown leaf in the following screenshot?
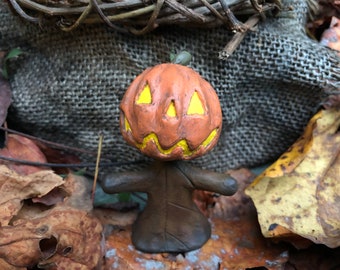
[212,168,257,219]
[37,209,104,269]
[321,16,340,53]
[0,206,103,269]
[61,174,93,211]
[32,187,68,206]
[0,134,48,175]
[92,208,138,227]
[38,255,96,270]
[192,190,217,217]
[0,165,64,225]
[35,141,82,175]
[0,258,26,270]
[103,168,288,270]
[31,173,93,210]
[0,225,45,267]
[285,245,340,270]
[246,109,340,248]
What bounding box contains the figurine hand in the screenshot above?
[176,161,238,196]
[221,176,238,196]
[100,171,151,193]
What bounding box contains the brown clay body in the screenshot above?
[101,160,237,253]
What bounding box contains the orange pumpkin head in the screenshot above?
[120,63,222,160]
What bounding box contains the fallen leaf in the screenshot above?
[253,112,321,180]
[286,244,340,270]
[0,207,103,269]
[61,174,93,211]
[0,258,26,270]
[92,208,138,228]
[38,255,97,270]
[36,208,104,269]
[0,134,49,175]
[0,164,64,225]
[0,225,46,267]
[31,173,92,208]
[322,94,340,109]
[316,149,340,242]
[212,168,257,219]
[10,174,89,224]
[265,224,313,249]
[246,109,340,248]
[320,16,340,53]
[35,141,82,175]
[32,187,68,206]
[192,190,217,217]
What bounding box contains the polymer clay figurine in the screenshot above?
[101,62,238,253]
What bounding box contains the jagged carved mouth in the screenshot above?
[133,128,219,157]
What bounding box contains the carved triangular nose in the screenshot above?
[187,91,204,115]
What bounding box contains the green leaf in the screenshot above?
[1,48,24,79]
[5,48,23,61]
[1,68,8,80]
[118,192,131,202]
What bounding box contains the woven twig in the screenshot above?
[7,0,281,33]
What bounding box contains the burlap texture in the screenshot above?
[0,0,339,172]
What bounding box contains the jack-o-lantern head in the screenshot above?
[120,63,222,160]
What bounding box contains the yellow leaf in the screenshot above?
[251,111,323,184]
[245,109,340,248]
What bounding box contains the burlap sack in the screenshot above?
[0,0,339,172]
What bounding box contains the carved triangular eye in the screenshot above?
[136,84,152,104]
[187,91,204,115]
[124,116,132,132]
[166,101,176,117]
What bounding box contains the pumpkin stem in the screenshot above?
[170,51,192,66]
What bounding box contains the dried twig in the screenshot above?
[219,13,263,59]
[8,0,282,33]
[91,132,103,202]
[129,0,165,35]
[61,0,93,31]
[0,154,145,168]
[8,0,40,23]
[0,126,96,155]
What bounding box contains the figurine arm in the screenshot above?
[100,170,152,193]
[177,162,237,196]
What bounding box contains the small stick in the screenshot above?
[84,4,156,25]
[91,132,103,203]
[61,0,93,31]
[129,0,164,35]
[8,0,40,23]
[91,0,129,33]
[0,154,145,168]
[0,126,96,155]
[219,14,260,59]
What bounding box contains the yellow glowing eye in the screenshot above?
[136,84,152,104]
[187,91,205,115]
[166,101,177,117]
[124,117,131,132]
